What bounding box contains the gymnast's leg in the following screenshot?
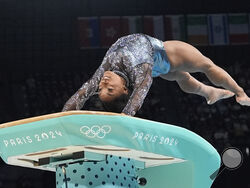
[163,40,250,106]
[160,72,234,104]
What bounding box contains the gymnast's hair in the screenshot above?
[101,93,130,113]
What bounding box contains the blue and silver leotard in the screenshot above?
[146,35,171,77]
[63,34,171,116]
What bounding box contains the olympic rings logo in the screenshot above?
[80,125,111,139]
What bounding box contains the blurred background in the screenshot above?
[0,0,249,187]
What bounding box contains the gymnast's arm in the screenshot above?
[122,63,153,116]
[62,58,111,111]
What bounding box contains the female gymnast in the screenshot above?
[63,33,250,116]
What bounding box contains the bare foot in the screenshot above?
[236,93,250,106]
[207,89,235,105]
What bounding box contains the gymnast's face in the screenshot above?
[98,71,128,102]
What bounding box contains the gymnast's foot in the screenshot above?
[206,89,235,105]
[236,92,250,106]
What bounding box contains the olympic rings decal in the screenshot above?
[80,125,111,138]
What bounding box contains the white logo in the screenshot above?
[80,125,111,138]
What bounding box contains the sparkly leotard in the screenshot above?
[63,34,171,116]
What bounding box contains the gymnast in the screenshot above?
[63,33,250,116]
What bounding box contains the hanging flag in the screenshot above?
[100,16,121,48]
[143,16,165,40]
[228,13,249,45]
[77,17,100,49]
[164,15,186,41]
[187,14,208,45]
[121,16,143,35]
[208,14,229,45]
